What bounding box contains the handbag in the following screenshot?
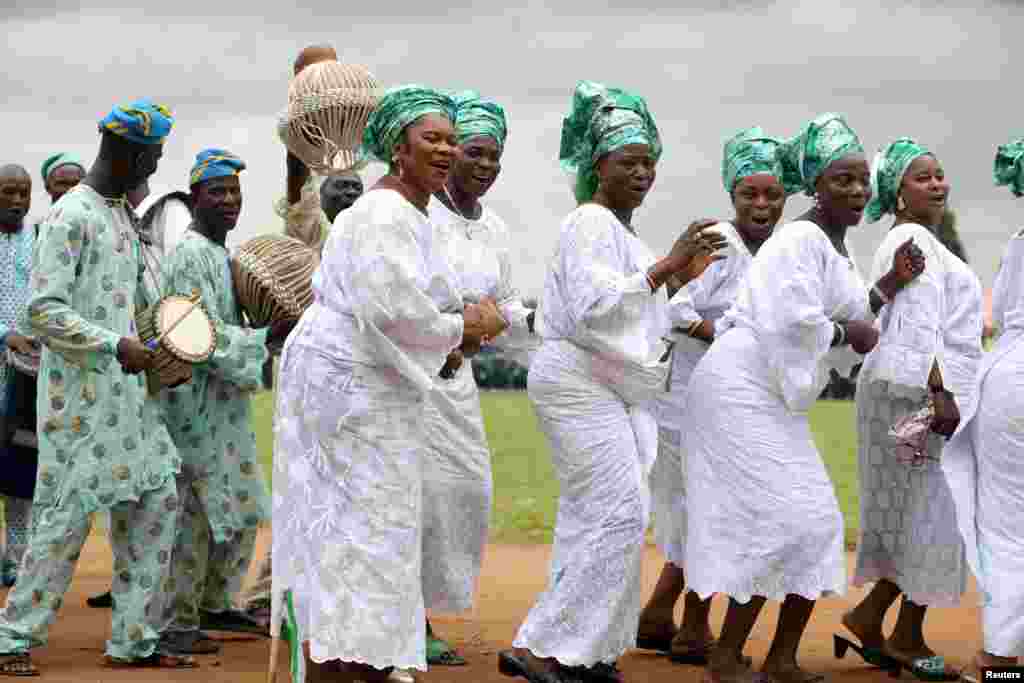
[888,399,936,467]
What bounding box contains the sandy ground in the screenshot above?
[5,526,983,682]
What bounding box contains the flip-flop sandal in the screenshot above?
[426,634,466,666]
[0,653,39,677]
[635,633,676,652]
[834,635,901,673]
[903,656,960,682]
[102,653,197,669]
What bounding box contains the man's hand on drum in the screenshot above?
[4,334,36,356]
[461,298,507,357]
[116,337,155,375]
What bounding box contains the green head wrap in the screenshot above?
[360,85,457,165]
[41,152,85,183]
[452,90,508,151]
[559,80,662,203]
[722,127,802,195]
[780,112,864,196]
[865,137,934,223]
[994,137,1024,197]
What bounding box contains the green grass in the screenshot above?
[251,391,859,546]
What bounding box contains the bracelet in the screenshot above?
[686,320,703,337]
[872,284,891,305]
[834,322,847,346]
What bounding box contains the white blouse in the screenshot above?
[991,228,1024,339]
[860,222,983,402]
[290,189,464,394]
[666,221,752,354]
[428,197,536,366]
[536,203,674,404]
[718,220,870,412]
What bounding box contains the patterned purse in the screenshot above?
[889,400,936,467]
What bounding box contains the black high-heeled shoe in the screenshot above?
[499,650,579,683]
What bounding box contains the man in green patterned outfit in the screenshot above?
[158,149,293,655]
[0,100,195,676]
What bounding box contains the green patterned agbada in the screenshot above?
[0,184,180,661]
[160,230,269,544]
[865,137,933,223]
[27,186,179,513]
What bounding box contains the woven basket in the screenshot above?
[232,235,317,328]
[277,61,382,175]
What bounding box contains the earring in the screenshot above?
[813,193,821,207]
[897,195,906,212]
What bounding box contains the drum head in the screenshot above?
[158,296,216,363]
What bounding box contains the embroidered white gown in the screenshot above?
[683,220,869,603]
[271,189,464,675]
[651,221,753,565]
[852,222,981,606]
[420,197,536,613]
[513,203,672,667]
[944,229,1024,656]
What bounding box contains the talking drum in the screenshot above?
[135,294,216,394]
[231,235,316,328]
[277,60,381,175]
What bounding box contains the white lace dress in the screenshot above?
[651,221,752,566]
[512,203,673,667]
[683,220,869,603]
[852,223,982,606]
[420,198,536,613]
[271,190,464,676]
[944,229,1024,656]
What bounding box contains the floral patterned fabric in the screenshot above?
[25,184,179,515]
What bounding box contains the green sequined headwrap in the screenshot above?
[865,137,933,223]
[780,112,864,196]
[994,137,1024,197]
[451,90,508,151]
[559,80,662,203]
[360,85,457,164]
[722,126,802,195]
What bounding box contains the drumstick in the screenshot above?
[145,292,203,351]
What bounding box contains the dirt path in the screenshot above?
[9,527,982,681]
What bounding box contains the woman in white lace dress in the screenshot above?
[682,113,925,683]
[838,139,981,682]
[638,127,799,663]
[271,85,507,683]
[420,91,537,667]
[498,80,727,683]
[943,138,1024,677]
